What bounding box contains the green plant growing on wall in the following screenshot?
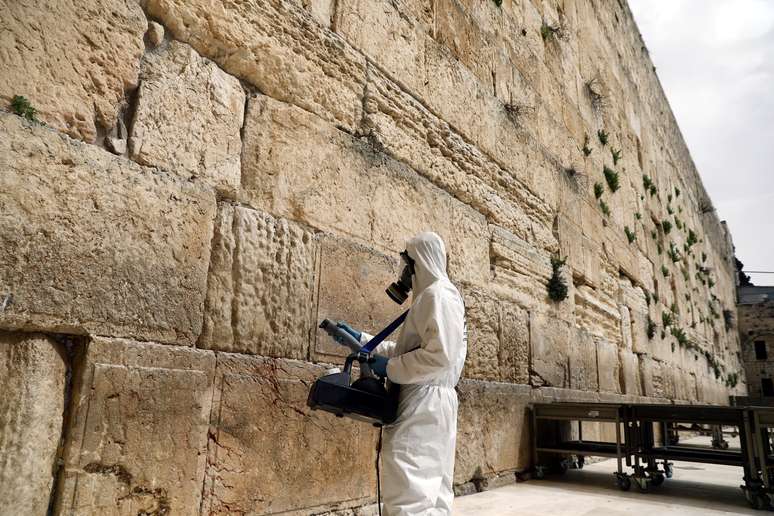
[649,184,657,197]
[670,301,679,315]
[675,187,681,197]
[668,193,673,203]
[661,220,672,234]
[541,21,560,41]
[702,252,707,262]
[492,0,503,6]
[635,212,642,220]
[662,311,673,328]
[644,290,651,306]
[668,242,681,263]
[603,166,619,192]
[671,327,689,348]
[647,316,656,339]
[667,205,674,215]
[10,95,38,122]
[708,277,715,289]
[679,206,683,213]
[661,264,670,277]
[651,230,657,240]
[547,255,568,302]
[657,243,663,255]
[582,134,592,156]
[674,217,683,230]
[597,129,609,146]
[687,230,698,247]
[624,226,636,244]
[599,200,611,217]
[726,373,739,388]
[642,174,653,191]
[611,148,622,165]
[653,291,659,303]
[594,182,604,199]
[723,309,734,331]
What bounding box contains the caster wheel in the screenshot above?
[557,461,569,475]
[650,473,665,487]
[534,467,546,480]
[636,479,651,493]
[576,456,585,470]
[616,475,631,491]
[664,464,674,479]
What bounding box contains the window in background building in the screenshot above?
[755,340,768,360]
[763,378,774,397]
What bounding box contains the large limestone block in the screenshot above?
[335,0,427,95]
[363,66,556,251]
[619,351,642,396]
[0,333,66,516]
[463,288,529,383]
[0,0,146,142]
[145,0,365,132]
[240,94,490,286]
[455,381,532,484]
[129,41,245,197]
[530,313,571,388]
[574,285,622,346]
[314,235,401,361]
[569,328,599,392]
[199,204,317,359]
[596,338,621,393]
[55,338,215,515]
[490,225,572,320]
[0,114,215,344]
[202,353,377,514]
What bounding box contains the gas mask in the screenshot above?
[386,250,415,305]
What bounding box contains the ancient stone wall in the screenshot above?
[0,0,746,513]
[738,290,774,399]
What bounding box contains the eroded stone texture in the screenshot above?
[130,41,245,197]
[314,235,401,361]
[0,0,146,142]
[569,328,599,391]
[0,114,215,344]
[596,338,621,393]
[55,338,215,515]
[455,381,532,484]
[464,288,529,383]
[240,94,490,287]
[620,351,642,396]
[0,333,66,516]
[199,204,317,359]
[203,353,377,514]
[145,0,366,132]
[530,313,570,388]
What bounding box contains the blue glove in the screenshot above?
[369,354,389,378]
[336,321,362,344]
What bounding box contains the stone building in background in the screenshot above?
[0,0,747,514]
[739,286,774,398]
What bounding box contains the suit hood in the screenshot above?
[406,232,448,295]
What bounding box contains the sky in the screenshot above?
[628,0,774,286]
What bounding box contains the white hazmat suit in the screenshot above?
[360,232,467,515]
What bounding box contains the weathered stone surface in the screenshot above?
[0,0,146,142]
[199,204,317,360]
[363,66,556,251]
[0,333,66,516]
[0,114,215,345]
[146,21,165,47]
[530,313,570,388]
[240,94,490,286]
[55,338,215,515]
[620,351,642,396]
[130,41,245,197]
[145,0,366,132]
[202,353,377,514]
[463,288,529,383]
[596,338,621,393]
[455,381,532,484]
[314,236,401,361]
[569,328,599,391]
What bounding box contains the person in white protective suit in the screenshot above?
[337,232,467,515]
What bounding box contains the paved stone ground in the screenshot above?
[454,436,760,515]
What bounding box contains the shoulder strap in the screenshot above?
[360,310,409,354]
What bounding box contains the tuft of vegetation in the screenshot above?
[671,326,689,348]
[726,372,739,388]
[603,166,619,192]
[649,184,657,197]
[644,290,651,306]
[547,255,569,302]
[667,205,674,215]
[652,291,659,303]
[667,242,681,263]
[10,95,38,122]
[661,264,670,277]
[701,252,707,263]
[594,182,604,199]
[541,21,560,41]
[599,200,611,217]
[493,0,503,6]
[611,148,622,165]
[635,212,642,220]
[675,187,681,197]
[657,243,663,255]
[642,174,653,191]
[647,316,657,339]
[708,277,716,289]
[650,230,657,240]
[662,311,673,328]
[668,193,673,203]
[582,134,592,157]
[687,229,698,248]
[674,216,683,230]
[661,220,672,234]
[723,309,734,331]
[597,129,609,146]
[624,226,636,244]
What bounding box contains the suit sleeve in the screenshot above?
[386,289,464,384]
[359,332,398,358]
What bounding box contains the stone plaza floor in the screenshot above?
[454,437,759,515]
